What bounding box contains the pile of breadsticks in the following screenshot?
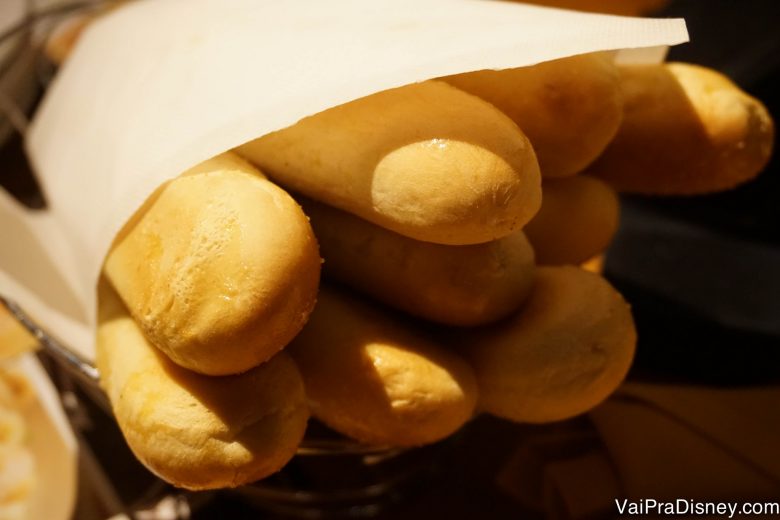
[96,53,773,489]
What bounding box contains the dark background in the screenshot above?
[605,0,780,386]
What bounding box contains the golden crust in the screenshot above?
[444,53,624,178]
[462,266,636,423]
[588,62,774,194]
[524,175,619,265]
[289,287,478,446]
[96,281,309,490]
[103,153,321,375]
[301,197,535,326]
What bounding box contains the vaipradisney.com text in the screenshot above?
[615,498,780,518]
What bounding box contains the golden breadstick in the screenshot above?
[237,80,541,245]
[96,282,309,490]
[289,286,478,447]
[444,53,623,178]
[300,197,535,326]
[103,153,321,376]
[461,266,635,423]
[523,176,619,265]
[587,62,774,194]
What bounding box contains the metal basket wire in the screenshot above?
[0,1,104,140]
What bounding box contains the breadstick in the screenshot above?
[288,286,478,447]
[444,53,623,178]
[96,282,309,490]
[300,197,535,326]
[587,62,774,194]
[237,80,541,245]
[103,153,321,376]
[460,266,635,423]
[523,176,619,265]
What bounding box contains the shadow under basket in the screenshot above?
[236,420,453,519]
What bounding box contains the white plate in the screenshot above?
[11,354,77,520]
